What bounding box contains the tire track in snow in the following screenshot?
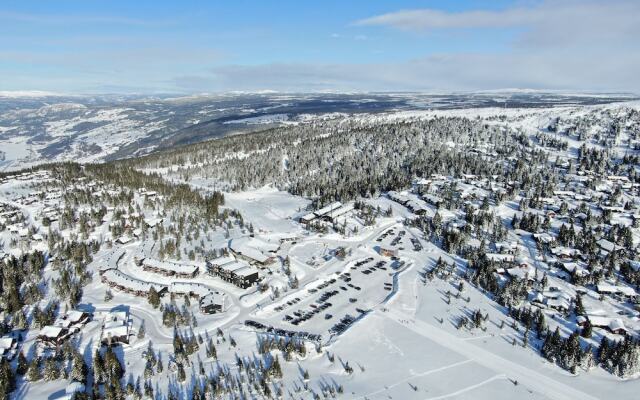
[421,374,507,400]
[351,359,473,400]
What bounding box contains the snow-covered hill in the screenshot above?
[1,92,633,171]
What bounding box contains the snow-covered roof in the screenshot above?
[597,284,637,296]
[545,297,570,309]
[102,269,166,293]
[200,295,219,306]
[103,324,128,338]
[170,282,218,298]
[66,310,87,323]
[143,258,200,275]
[40,326,65,338]
[330,203,355,218]
[301,213,316,222]
[506,266,536,281]
[229,239,272,263]
[209,255,236,267]
[596,239,617,252]
[608,319,626,332]
[233,266,259,277]
[0,337,15,350]
[314,201,342,217]
[220,261,253,274]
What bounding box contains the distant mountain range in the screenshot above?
[0,91,636,171]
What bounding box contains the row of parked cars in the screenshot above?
[244,320,322,342]
[361,260,388,275]
[329,309,367,335]
[376,228,395,242]
[285,301,333,325]
[273,296,303,313]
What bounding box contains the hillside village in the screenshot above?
[0,103,639,399]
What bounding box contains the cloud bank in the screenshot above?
[195,0,638,93]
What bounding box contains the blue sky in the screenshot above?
[1,0,638,93]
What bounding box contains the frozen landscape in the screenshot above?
[2,0,640,399]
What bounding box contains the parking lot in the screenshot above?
[253,254,400,338]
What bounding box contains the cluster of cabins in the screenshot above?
[406,172,640,338]
[578,315,629,336]
[38,310,93,347]
[0,170,52,185]
[300,201,355,226]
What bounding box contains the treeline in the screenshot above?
[115,115,559,205]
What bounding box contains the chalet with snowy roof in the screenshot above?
[170,282,218,299]
[54,310,92,332]
[199,294,224,314]
[550,246,580,260]
[585,316,630,335]
[38,326,72,347]
[545,297,571,312]
[387,191,409,205]
[505,264,536,282]
[405,200,428,215]
[533,233,555,244]
[560,262,589,278]
[324,203,355,222]
[300,212,317,225]
[116,235,132,244]
[596,284,638,301]
[596,239,618,254]
[101,311,130,346]
[144,217,162,227]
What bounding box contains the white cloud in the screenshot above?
[355,0,640,49]
[198,49,640,93]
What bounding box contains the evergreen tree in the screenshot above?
[71,351,88,383]
[44,357,60,381]
[177,363,186,382]
[148,286,160,309]
[93,350,104,384]
[581,321,592,338]
[138,321,146,339]
[0,358,16,399]
[16,351,28,375]
[26,357,41,382]
[270,355,283,379]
